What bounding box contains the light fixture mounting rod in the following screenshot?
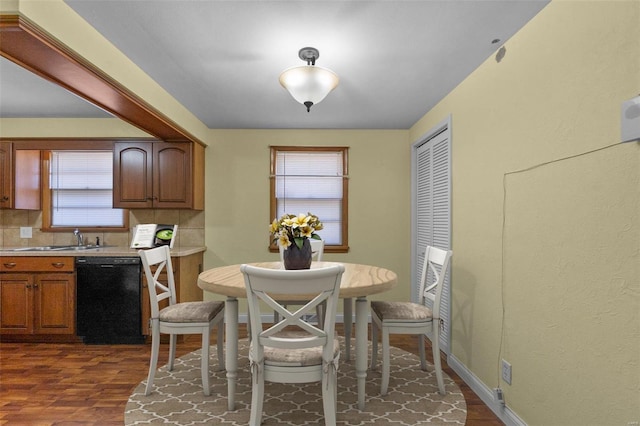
[298,47,319,66]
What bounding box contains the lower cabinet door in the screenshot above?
[34,273,75,334]
[0,274,34,333]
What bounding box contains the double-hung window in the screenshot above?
[270,146,349,252]
[44,150,126,229]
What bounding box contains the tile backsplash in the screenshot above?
[0,209,205,249]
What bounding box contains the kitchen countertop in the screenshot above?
[0,246,206,258]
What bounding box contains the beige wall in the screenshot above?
[202,129,412,308]
[410,1,639,424]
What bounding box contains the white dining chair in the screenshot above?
[370,245,452,395]
[241,263,345,426]
[139,245,225,396]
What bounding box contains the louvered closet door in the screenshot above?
[415,128,451,353]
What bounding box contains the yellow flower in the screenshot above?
[299,224,313,238]
[278,233,291,248]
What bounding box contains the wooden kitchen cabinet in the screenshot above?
[113,141,204,210]
[0,257,75,336]
[140,251,203,336]
[0,142,41,210]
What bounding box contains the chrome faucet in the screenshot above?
[73,228,83,246]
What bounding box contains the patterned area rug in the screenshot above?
[125,340,466,425]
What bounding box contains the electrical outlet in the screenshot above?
[502,359,512,385]
[20,227,32,239]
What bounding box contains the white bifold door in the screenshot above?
[412,119,451,354]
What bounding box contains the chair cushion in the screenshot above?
[371,301,433,323]
[159,301,224,323]
[252,331,340,367]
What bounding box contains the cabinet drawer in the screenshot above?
[0,257,74,272]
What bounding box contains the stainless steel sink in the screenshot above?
[6,245,108,252]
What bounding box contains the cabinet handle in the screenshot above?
[26,284,31,289]
[1,196,8,201]
[3,262,16,268]
[51,262,65,268]
[33,283,39,289]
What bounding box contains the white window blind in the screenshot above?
[275,151,344,245]
[50,151,124,227]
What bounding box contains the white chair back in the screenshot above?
[417,246,452,320]
[139,245,177,318]
[242,263,343,350]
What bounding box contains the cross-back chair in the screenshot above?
[139,245,225,396]
[370,245,452,395]
[241,263,345,426]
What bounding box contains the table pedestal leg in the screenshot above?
[355,296,367,410]
[344,298,352,361]
[225,297,238,411]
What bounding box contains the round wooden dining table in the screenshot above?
[198,261,398,410]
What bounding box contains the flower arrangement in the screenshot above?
[270,212,323,250]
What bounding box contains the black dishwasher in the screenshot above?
[76,257,145,344]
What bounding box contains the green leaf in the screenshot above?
[294,237,304,249]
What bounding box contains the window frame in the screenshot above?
[269,146,349,253]
[41,148,129,233]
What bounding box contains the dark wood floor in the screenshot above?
[0,325,503,425]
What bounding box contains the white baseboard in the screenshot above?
[447,354,527,426]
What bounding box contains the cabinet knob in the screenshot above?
[3,262,16,268]
[33,283,39,289]
[26,284,31,289]
[51,262,65,268]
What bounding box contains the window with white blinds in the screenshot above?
[270,147,349,250]
[49,151,124,227]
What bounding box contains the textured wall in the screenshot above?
[410,1,639,424]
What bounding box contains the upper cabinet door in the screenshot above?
[0,142,14,208]
[0,143,41,210]
[153,142,192,208]
[113,142,154,208]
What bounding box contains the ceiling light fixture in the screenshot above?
[279,47,339,112]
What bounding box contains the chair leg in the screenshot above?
[216,322,225,371]
[370,318,379,370]
[145,323,160,396]
[168,333,177,371]
[381,326,391,396]
[419,334,427,370]
[201,329,211,396]
[432,326,446,395]
[249,361,264,426]
[322,365,337,426]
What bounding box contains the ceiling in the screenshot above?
[0,0,549,130]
